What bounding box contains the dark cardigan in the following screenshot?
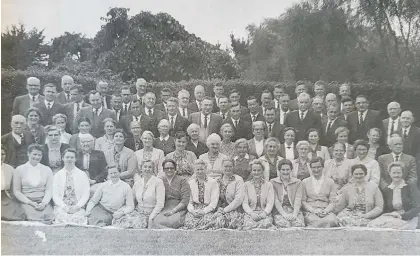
[381,184,420,220]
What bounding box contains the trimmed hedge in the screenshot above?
[2,68,420,133]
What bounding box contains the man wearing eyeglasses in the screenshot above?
[12,77,44,115]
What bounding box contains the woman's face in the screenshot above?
[223,161,234,176]
[78,121,91,133]
[308,131,319,144]
[311,161,323,178]
[131,125,142,137]
[337,132,348,143]
[104,122,116,135]
[356,145,368,159]
[188,128,199,141]
[63,152,76,166]
[284,130,295,144]
[28,149,43,164]
[194,164,206,178]
[279,164,291,179]
[142,162,154,175]
[47,130,61,144]
[55,118,66,130]
[236,142,248,156]
[333,144,345,160]
[208,141,220,153]
[158,123,170,136]
[141,134,154,147]
[27,111,40,124]
[389,166,403,183]
[163,162,176,178]
[251,164,263,179]
[222,126,233,140]
[108,167,120,182]
[352,168,366,182]
[1,149,6,162]
[297,145,309,157]
[113,132,125,145]
[266,141,278,156]
[175,136,187,150]
[368,130,380,144]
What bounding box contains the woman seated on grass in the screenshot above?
[301,157,338,228]
[183,159,220,230]
[85,166,134,227]
[149,159,190,229]
[53,148,90,225]
[270,159,305,228]
[335,164,384,227]
[368,162,420,230]
[113,160,165,229]
[242,159,275,230]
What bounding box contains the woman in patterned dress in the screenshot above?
[270,159,305,228]
[323,142,352,192]
[307,128,330,161]
[25,107,46,144]
[199,133,229,179]
[52,113,71,144]
[165,131,197,179]
[233,138,256,181]
[104,129,137,186]
[113,160,165,229]
[150,159,191,229]
[242,159,275,230]
[259,137,283,181]
[335,164,384,227]
[94,118,116,153]
[135,131,165,178]
[53,148,90,225]
[212,159,245,229]
[183,159,220,230]
[292,141,312,180]
[219,123,236,158]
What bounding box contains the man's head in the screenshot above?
[144,92,156,109]
[130,99,142,117]
[96,81,109,96]
[130,120,142,137]
[200,97,214,115]
[339,83,351,98]
[314,81,326,97]
[325,93,338,107]
[69,84,84,103]
[279,94,290,111]
[273,84,285,100]
[400,110,414,128]
[341,96,354,114]
[247,96,260,114]
[88,90,102,109]
[387,101,401,119]
[388,135,404,154]
[135,78,147,96]
[230,104,241,120]
[311,96,324,113]
[166,97,179,116]
[297,92,311,111]
[264,107,276,124]
[194,85,205,102]
[326,104,339,120]
[26,77,41,96]
[355,95,369,112]
[111,94,123,111]
[261,90,273,108]
[121,86,132,104]
[79,133,95,153]
[11,115,26,134]
[160,88,172,104]
[107,166,120,183]
[43,83,57,102]
[295,82,308,96]
[218,95,230,113]
[61,75,74,92]
[213,83,224,98]
[229,89,241,105]
[177,89,190,108]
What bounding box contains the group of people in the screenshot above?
[1,77,420,230]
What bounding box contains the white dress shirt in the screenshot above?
[299,110,308,120]
[102,96,108,109]
[83,153,90,170]
[285,142,295,160]
[74,102,84,117]
[93,106,103,116]
[179,107,188,118]
[392,152,403,162]
[45,100,54,109]
[402,126,410,138]
[358,110,367,123]
[387,117,399,135]
[312,175,325,194]
[169,114,177,128]
[145,107,154,116]
[12,132,22,144]
[279,109,289,125]
[254,138,264,157]
[200,113,211,128]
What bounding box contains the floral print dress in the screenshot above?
[337,187,370,227]
[172,151,194,178]
[243,179,274,230]
[273,187,305,228]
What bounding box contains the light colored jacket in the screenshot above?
[242,181,274,214]
[133,175,165,219]
[270,177,303,214]
[222,175,245,213]
[188,177,219,214]
[53,167,90,209]
[135,148,165,175]
[350,157,380,186]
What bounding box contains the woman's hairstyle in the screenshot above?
[107,165,118,171]
[353,139,370,151]
[284,127,296,135]
[113,129,126,139]
[335,126,349,137]
[162,159,177,169]
[249,159,265,171]
[187,123,200,135]
[220,123,233,134]
[222,158,235,166]
[53,113,68,124]
[79,133,95,141]
[63,148,77,157]
[367,127,383,138]
[264,137,280,151]
[234,138,249,150]
[158,119,170,128]
[332,141,346,152]
[310,156,324,168]
[388,161,406,173]
[277,158,293,171]
[306,128,319,139]
[252,121,265,131]
[351,164,367,175]
[140,159,155,171]
[45,125,61,135]
[193,159,207,169]
[141,130,155,141]
[27,143,44,154]
[166,97,179,105]
[174,131,188,140]
[25,107,43,120]
[296,140,310,149]
[206,133,222,147]
[102,117,116,126]
[78,117,91,126]
[130,120,142,129]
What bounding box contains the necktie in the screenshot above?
[204,115,208,129]
[66,93,70,102]
[300,112,304,121]
[404,129,408,139]
[268,124,272,133]
[76,103,80,113]
[252,115,256,122]
[182,108,186,118]
[170,116,174,129]
[326,121,332,133]
[395,155,399,162]
[390,119,395,134]
[148,108,152,116]
[32,96,36,102]
[47,102,51,110]
[124,105,128,115]
[235,120,238,128]
[359,112,364,125]
[135,139,140,150]
[222,113,225,119]
[134,116,138,122]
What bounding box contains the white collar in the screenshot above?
[234,153,250,160]
[254,137,264,143]
[93,106,103,113]
[160,135,170,141]
[196,100,201,106]
[45,100,54,106]
[328,117,337,122]
[169,113,177,119]
[388,180,407,189]
[299,109,308,115]
[402,126,411,131]
[392,152,403,158]
[123,102,130,107]
[29,94,40,99]
[231,117,240,123]
[12,132,23,139]
[285,142,294,149]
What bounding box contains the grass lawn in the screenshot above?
[2,223,420,255]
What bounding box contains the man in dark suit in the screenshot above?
[119,99,155,137]
[264,107,284,143]
[133,78,151,105]
[243,96,265,123]
[13,77,45,115]
[76,134,108,186]
[400,111,420,164]
[189,97,223,143]
[278,94,291,125]
[321,104,347,147]
[33,83,66,126]
[341,96,355,121]
[346,94,382,143]
[222,103,252,141]
[338,83,352,110]
[187,85,205,113]
[178,89,194,119]
[142,92,166,124]
[284,92,322,142]
[74,90,117,138]
[382,101,402,143]
[228,89,249,116]
[155,87,172,113]
[64,84,91,133]
[1,115,35,167]
[166,97,190,136]
[311,96,326,121]
[85,81,112,109]
[289,81,309,111]
[120,86,133,117]
[56,75,74,104]
[273,84,286,109]
[111,94,123,121]
[212,82,224,113]
[260,90,277,118]
[217,95,230,120]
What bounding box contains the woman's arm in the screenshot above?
[12,169,33,204]
[224,179,245,213]
[120,152,136,179]
[364,187,384,219]
[203,181,219,214]
[293,182,303,216]
[369,160,381,186]
[52,174,66,208]
[241,185,253,214]
[150,179,165,219]
[85,185,103,213]
[324,181,337,213]
[75,173,91,208]
[264,183,275,214]
[41,168,54,205]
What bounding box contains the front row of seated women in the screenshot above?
[2,142,420,230]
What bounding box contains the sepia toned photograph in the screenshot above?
[1,0,420,254]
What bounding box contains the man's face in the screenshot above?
[343,101,354,114]
[327,108,338,120]
[144,93,156,108]
[213,86,223,97]
[295,85,307,95]
[121,89,132,104]
[80,138,94,152]
[400,112,413,128]
[11,118,25,134]
[89,93,102,109]
[355,97,369,112]
[96,83,108,96]
[261,93,273,108]
[27,82,41,95]
[131,102,142,116]
[265,109,276,123]
[273,88,284,100]
[325,95,337,106]
[339,85,351,97]
[44,86,57,102]
[69,89,82,103]
[166,101,177,116]
[136,82,146,95]
[390,139,403,154]
[131,124,142,137]
[280,95,290,111]
[61,78,73,92]
[161,91,171,103]
[230,106,241,120]
[218,98,230,113]
[247,99,259,114]
[194,87,205,101]
[47,130,61,144]
[229,92,240,104]
[387,103,401,119]
[178,93,189,107]
[201,99,213,115]
[314,85,325,97]
[312,99,324,113]
[111,97,123,110]
[298,97,310,111]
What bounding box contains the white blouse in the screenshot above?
[53,167,90,209]
[254,138,264,157]
[132,175,165,218]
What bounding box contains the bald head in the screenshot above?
[11,115,26,134]
[387,101,401,119]
[61,75,74,91]
[136,78,147,96]
[325,93,338,107]
[96,81,109,96]
[26,77,41,96]
[400,110,414,128]
[194,85,205,102]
